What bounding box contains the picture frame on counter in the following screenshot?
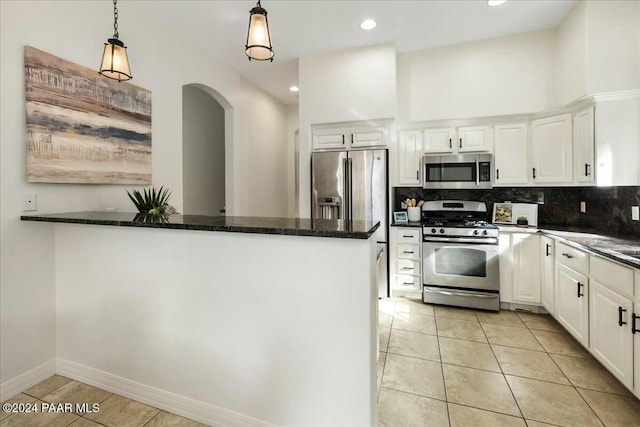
[393,211,408,223]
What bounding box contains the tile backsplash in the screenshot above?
[393,186,640,238]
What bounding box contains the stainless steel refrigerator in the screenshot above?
[311,150,388,297]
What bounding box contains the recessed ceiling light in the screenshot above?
[487,0,506,6]
[360,19,376,30]
[289,85,299,92]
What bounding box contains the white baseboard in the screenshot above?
[0,359,56,401]
[56,359,274,427]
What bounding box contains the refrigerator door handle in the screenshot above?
[342,157,349,220]
[347,157,353,220]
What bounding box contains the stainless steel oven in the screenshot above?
[423,154,492,189]
[420,200,500,311]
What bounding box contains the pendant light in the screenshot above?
[99,0,132,81]
[245,0,274,61]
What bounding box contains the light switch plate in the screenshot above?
[22,193,37,211]
[580,201,586,213]
[632,206,639,221]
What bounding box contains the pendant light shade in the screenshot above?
[99,0,132,81]
[245,1,274,61]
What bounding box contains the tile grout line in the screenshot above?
[431,310,451,426]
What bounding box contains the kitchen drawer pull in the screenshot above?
[402,250,415,254]
[402,235,415,238]
[401,267,413,271]
[577,282,584,298]
[402,281,415,285]
[632,313,640,334]
[618,307,627,327]
[545,243,551,257]
[562,252,574,259]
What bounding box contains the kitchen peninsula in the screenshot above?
[20,212,380,426]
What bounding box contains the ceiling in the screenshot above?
[143,0,577,105]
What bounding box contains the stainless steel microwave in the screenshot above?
[422,154,493,189]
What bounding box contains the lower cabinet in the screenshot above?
[589,280,634,389]
[540,236,555,314]
[555,264,589,347]
[634,296,640,399]
[390,228,422,294]
[512,233,541,304]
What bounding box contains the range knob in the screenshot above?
[431,228,436,234]
[473,230,479,236]
[439,228,445,234]
[483,230,488,236]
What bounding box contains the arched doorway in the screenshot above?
[182,84,231,216]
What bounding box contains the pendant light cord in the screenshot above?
[113,0,119,39]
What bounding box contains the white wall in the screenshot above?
[1,0,288,388]
[286,105,299,217]
[182,85,225,216]
[54,224,377,426]
[397,30,556,122]
[298,44,397,216]
[555,1,587,107]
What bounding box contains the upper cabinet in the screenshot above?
[423,128,455,153]
[312,124,387,151]
[423,126,492,154]
[397,130,422,186]
[531,114,573,184]
[494,123,528,186]
[458,126,493,153]
[573,107,595,184]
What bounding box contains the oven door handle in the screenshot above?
[423,237,498,244]
[424,288,497,299]
[476,158,480,186]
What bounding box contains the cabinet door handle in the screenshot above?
[341,135,345,145]
[584,163,591,177]
[545,243,551,257]
[416,170,419,180]
[459,138,462,149]
[632,313,640,334]
[562,252,574,259]
[449,138,452,149]
[532,167,537,179]
[577,282,584,297]
[496,169,499,180]
[351,134,354,144]
[618,307,628,327]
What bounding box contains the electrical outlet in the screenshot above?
[632,206,639,221]
[22,193,37,211]
[580,201,586,213]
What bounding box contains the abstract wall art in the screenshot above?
[25,46,152,184]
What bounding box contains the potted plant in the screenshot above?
[127,186,173,221]
[516,215,528,227]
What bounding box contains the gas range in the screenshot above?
[421,201,499,240]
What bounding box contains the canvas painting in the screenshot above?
[25,46,152,184]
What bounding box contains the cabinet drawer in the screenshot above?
[394,274,421,291]
[556,242,588,275]
[397,259,421,276]
[397,244,420,260]
[397,229,420,243]
[590,255,634,297]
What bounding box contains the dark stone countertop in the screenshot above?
[20,211,380,240]
[391,221,423,228]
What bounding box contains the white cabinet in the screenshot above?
[350,127,386,148]
[555,264,589,347]
[634,269,640,400]
[573,107,595,184]
[531,114,573,183]
[512,233,541,304]
[541,236,555,314]
[589,280,634,389]
[423,128,455,153]
[494,123,529,185]
[390,228,422,294]
[457,126,492,153]
[312,125,386,151]
[397,130,422,186]
[423,126,491,154]
[312,127,347,150]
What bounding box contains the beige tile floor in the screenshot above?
[1,376,205,427]
[378,297,640,427]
